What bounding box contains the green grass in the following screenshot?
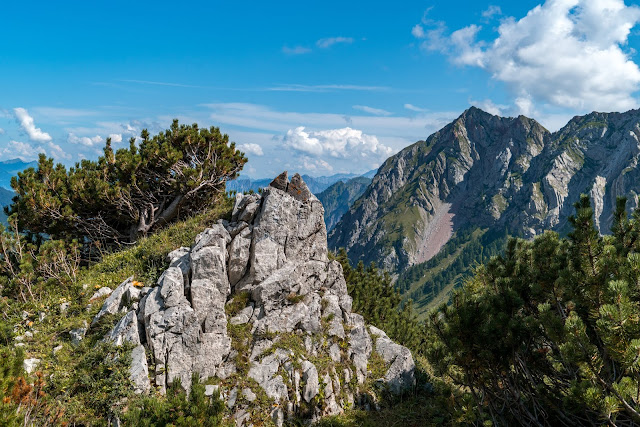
[0,197,234,424]
[313,357,456,427]
[82,197,233,289]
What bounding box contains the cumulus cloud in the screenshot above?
[68,133,104,147]
[301,156,333,172]
[469,99,507,116]
[282,46,311,55]
[0,140,70,161]
[353,105,392,116]
[0,128,4,135]
[14,108,52,142]
[238,143,264,156]
[46,141,71,160]
[316,37,354,48]
[204,102,456,146]
[0,141,40,161]
[283,127,394,161]
[109,133,123,143]
[414,0,640,112]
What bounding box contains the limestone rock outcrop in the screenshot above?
[106,172,415,425]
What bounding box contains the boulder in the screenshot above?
[92,277,143,326]
[369,326,416,394]
[89,287,112,302]
[23,358,40,374]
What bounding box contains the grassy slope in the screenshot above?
[7,198,233,424]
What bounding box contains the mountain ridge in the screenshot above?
[227,171,376,195]
[329,106,640,308]
[0,158,37,190]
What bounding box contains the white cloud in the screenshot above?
[404,103,427,112]
[301,156,333,173]
[160,103,458,177]
[0,128,4,135]
[13,107,52,142]
[237,143,264,156]
[282,46,311,55]
[283,127,394,160]
[203,102,456,143]
[416,0,640,112]
[109,133,123,143]
[481,5,502,19]
[411,24,425,38]
[514,96,535,117]
[68,133,104,147]
[0,140,71,162]
[316,37,353,48]
[469,99,507,116]
[46,141,72,160]
[0,141,40,161]
[353,105,392,116]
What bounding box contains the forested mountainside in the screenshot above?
[330,107,640,313]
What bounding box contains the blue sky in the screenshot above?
[1,0,639,178]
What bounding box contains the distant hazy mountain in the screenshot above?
[0,187,14,225]
[0,158,37,190]
[317,176,372,231]
[330,107,640,315]
[226,172,373,195]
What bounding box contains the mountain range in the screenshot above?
[0,159,32,225]
[0,159,37,190]
[329,107,640,314]
[227,170,376,195]
[317,176,372,231]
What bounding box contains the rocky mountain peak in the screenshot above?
[100,173,415,425]
[330,108,640,279]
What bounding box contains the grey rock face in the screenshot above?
[369,326,416,394]
[302,360,319,402]
[228,227,251,287]
[287,173,313,201]
[89,287,113,302]
[269,171,289,191]
[92,277,144,326]
[105,173,414,424]
[106,310,150,394]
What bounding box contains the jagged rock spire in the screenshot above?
[105,172,415,426]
